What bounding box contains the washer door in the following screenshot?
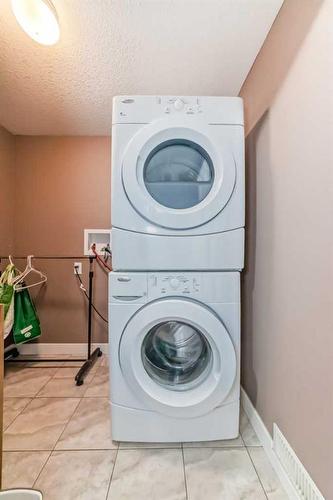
[122,117,236,230]
[119,299,237,418]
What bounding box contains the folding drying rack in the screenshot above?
[0,255,103,385]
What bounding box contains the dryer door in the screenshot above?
[119,298,237,418]
[121,117,236,230]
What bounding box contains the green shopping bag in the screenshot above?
[0,264,17,338]
[13,288,41,344]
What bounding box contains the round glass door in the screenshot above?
[141,320,212,390]
[119,298,237,417]
[122,121,236,229]
[143,139,214,209]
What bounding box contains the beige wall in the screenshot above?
[0,127,15,255]
[240,0,323,135]
[10,136,111,343]
[242,2,333,497]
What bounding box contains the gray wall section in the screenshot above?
[242,2,333,497]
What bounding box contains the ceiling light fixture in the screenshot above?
[11,0,60,46]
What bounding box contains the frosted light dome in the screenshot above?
[11,0,60,46]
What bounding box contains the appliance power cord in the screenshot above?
[74,266,108,324]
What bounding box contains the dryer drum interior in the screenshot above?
[143,139,214,209]
[141,320,213,390]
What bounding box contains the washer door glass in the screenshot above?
[141,321,212,390]
[143,139,214,209]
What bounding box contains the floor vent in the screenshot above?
[273,424,325,500]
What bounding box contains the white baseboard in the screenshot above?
[241,387,324,500]
[14,342,109,357]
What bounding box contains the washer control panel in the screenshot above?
[148,273,201,299]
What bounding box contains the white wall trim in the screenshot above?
[10,342,109,357]
[241,387,320,500]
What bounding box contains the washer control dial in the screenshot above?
[174,98,184,111]
[169,277,180,289]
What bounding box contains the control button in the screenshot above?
[174,98,184,111]
[186,106,194,114]
[164,106,170,114]
[151,276,157,286]
[170,278,180,289]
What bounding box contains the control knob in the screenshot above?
[174,98,184,111]
[169,277,180,289]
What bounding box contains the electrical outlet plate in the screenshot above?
[84,229,112,256]
[74,262,82,275]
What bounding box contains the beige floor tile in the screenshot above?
[35,450,116,500]
[26,361,66,367]
[119,441,181,449]
[21,353,72,367]
[183,434,244,448]
[5,366,58,378]
[4,398,80,451]
[96,365,109,375]
[56,398,118,450]
[53,366,95,383]
[184,448,266,500]
[4,368,56,397]
[84,369,109,397]
[100,354,109,367]
[248,447,289,499]
[65,358,89,367]
[3,398,32,430]
[4,364,26,378]
[240,409,261,446]
[2,451,50,489]
[108,449,186,499]
[36,377,88,397]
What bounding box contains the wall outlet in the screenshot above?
[74,262,82,275]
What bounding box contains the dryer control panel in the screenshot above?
[112,95,244,126]
[148,273,201,299]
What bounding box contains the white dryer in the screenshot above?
[109,271,240,442]
[111,96,244,271]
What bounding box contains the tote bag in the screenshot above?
[13,287,41,344]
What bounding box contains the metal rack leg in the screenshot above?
[75,347,102,386]
[4,347,20,361]
[75,256,103,386]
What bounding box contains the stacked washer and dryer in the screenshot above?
[109,96,244,442]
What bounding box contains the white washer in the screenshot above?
[109,271,240,442]
[111,96,244,271]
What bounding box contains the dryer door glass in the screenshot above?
[143,140,214,209]
[141,321,212,390]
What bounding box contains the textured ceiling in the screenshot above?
[0,0,283,135]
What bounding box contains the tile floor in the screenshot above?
[3,356,288,500]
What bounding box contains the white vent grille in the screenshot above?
[273,424,325,500]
